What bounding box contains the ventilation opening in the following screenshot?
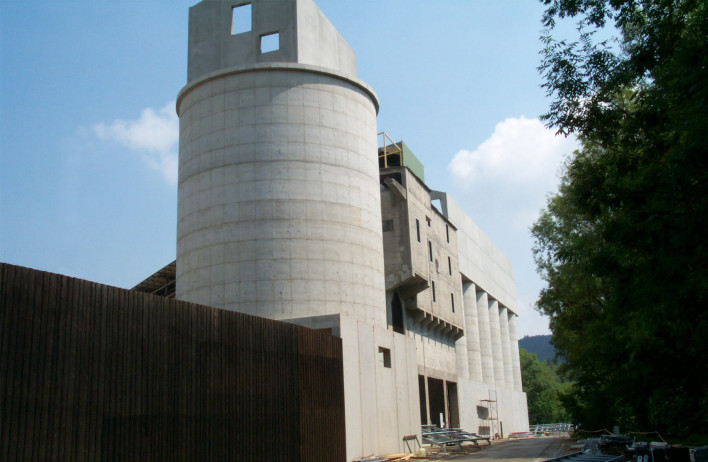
[260,32,279,53]
[391,293,404,334]
[378,347,391,368]
[231,4,251,35]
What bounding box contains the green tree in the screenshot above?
[532,0,708,438]
[520,349,571,424]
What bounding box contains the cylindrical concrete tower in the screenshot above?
[176,0,386,326]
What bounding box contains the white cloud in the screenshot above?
[514,297,551,338]
[448,116,578,229]
[447,117,578,337]
[93,102,178,184]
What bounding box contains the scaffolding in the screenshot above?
[477,390,500,439]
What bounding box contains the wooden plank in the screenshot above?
[36,268,58,461]
[0,264,16,460]
[0,264,10,461]
[4,265,28,461]
[24,267,47,461]
[17,265,38,460]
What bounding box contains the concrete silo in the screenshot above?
[176,0,386,327]
[175,2,422,459]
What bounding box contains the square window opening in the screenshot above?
[379,347,392,368]
[260,32,279,53]
[231,4,252,35]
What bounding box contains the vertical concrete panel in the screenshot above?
[392,333,412,449]
[475,291,495,386]
[457,377,491,435]
[463,282,483,382]
[508,314,523,392]
[495,387,529,435]
[487,299,505,388]
[357,322,379,456]
[339,317,363,461]
[406,337,422,437]
[498,306,514,389]
[373,327,397,454]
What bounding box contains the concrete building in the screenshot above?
[378,143,528,438]
[137,0,528,459]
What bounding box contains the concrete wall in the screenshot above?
[187,0,355,83]
[380,174,414,291]
[339,315,421,461]
[432,191,517,312]
[295,0,356,76]
[398,169,463,330]
[457,378,529,437]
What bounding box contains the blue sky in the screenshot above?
[1,0,581,337]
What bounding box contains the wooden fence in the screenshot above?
[0,263,346,461]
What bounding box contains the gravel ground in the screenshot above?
[423,436,577,462]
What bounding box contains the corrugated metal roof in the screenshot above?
[132,260,176,297]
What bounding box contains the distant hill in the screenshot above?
[519,334,556,363]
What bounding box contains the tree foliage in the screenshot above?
[520,349,571,424]
[533,0,708,438]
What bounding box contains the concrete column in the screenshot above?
[508,313,523,392]
[476,291,495,386]
[424,375,431,425]
[498,305,514,388]
[488,298,505,388]
[463,282,483,382]
[443,381,450,428]
[455,332,470,380]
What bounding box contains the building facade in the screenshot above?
[378,145,528,438]
[136,0,528,459]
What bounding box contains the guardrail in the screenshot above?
[529,423,575,434]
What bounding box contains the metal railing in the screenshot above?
[529,423,575,435]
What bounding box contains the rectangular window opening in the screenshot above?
[260,32,279,53]
[428,240,433,262]
[432,281,437,302]
[379,347,392,368]
[426,216,432,227]
[448,256,452,276]
[451,293,455,313]
[382,220,394,232]
[231,4,252,35]
[446,224,450,243]
[416,218,421,242]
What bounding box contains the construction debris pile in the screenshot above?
[566,435,708,462]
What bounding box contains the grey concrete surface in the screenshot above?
[429,437,573,461]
